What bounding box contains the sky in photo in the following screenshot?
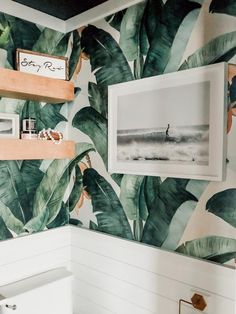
[117,81,210,130]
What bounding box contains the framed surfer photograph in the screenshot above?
[108,62,228,181]
[0,113,20,139]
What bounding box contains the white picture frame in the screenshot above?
[0,113,20,139]
[108,62,228,181]
[16,48,68,80]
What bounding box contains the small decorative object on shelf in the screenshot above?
[22,117,36,132]
[38,128,63,145]
[0,113,19,139]
[21,132,38,139]
[21,117,38,139]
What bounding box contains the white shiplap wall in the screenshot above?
[0,226,235,314]
[70,226,236,314]
[0,226,71,286]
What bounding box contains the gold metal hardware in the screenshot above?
[179,293,207,313]
[191,293,207,311]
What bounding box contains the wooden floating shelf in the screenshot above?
[0,68,74,103]
[0,139,75,160]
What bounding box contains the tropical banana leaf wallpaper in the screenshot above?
[0,0,236,266]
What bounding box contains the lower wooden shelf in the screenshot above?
[0,139,75,160]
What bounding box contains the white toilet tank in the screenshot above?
[0,268,72,314]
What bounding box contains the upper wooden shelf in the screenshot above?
[0,68,74,103]
[0,139,75,160]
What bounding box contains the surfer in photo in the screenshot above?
[165,123,170,140]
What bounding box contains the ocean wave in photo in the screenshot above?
[117,125,209,165]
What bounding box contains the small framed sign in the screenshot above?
[16,49,68,80]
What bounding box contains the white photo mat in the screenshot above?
[108,62,228,181]
[0,113,19,139]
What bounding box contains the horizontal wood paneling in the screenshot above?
[71,248,234,314]
[71,226,236,314]
[70,227,235,299]
[71,263,176,313]
[0,226,234,314]
[0,227,71,286]
[73,279,155,314]
[73,294,115,314]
